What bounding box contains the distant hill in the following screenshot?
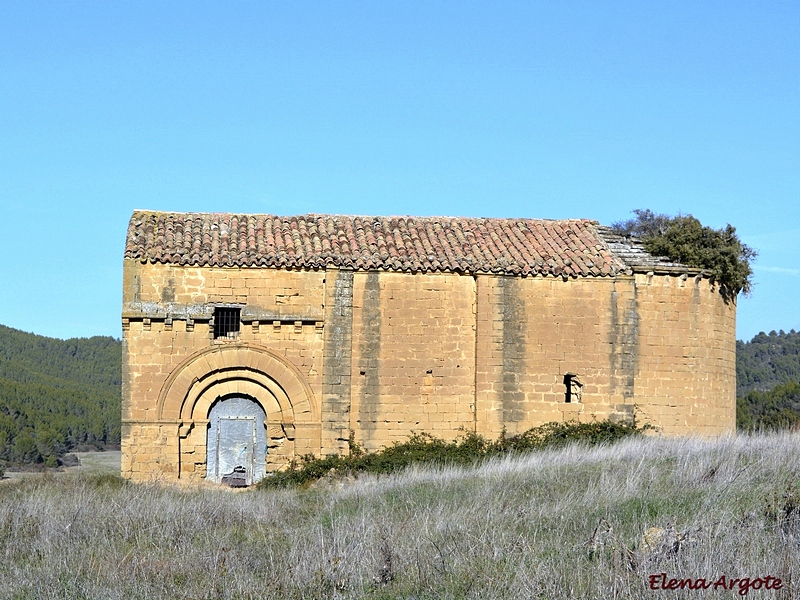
[736,329,800,431]
[0,324,121,468]
[736,329,800,397]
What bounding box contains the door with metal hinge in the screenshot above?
[206,396,267,486]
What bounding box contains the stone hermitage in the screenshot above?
[121,211,736,483]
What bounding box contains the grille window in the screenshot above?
[214,307,241,339]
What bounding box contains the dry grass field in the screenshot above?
[0,451,121,482]
[1,434,799,599]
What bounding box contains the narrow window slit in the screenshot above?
[564,373,582,403]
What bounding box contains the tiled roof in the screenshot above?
[125,211,689,278]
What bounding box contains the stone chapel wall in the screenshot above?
[122,258,736,482]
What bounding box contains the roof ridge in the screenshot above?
[131,209,597,224]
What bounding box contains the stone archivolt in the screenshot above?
[158,342,317,424]
[154,343,318,480]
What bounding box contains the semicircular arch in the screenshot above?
[157,343,318,424]
[181,368,289,424]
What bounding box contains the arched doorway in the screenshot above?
[154,343,321,483]
[206,396,267,486]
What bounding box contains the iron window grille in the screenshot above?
[214,307,241,339]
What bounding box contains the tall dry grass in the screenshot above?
[1,433,799,599]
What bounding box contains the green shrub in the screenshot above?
[494,420,650,452]
[258,420,650,489]
[83,472,129,490]
[612,209,756,302]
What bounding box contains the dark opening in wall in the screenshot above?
[564,373,582,403]
[214,307,241,339]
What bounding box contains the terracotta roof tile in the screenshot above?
[124,211,685,277]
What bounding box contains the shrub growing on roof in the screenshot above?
[612,209,756,302]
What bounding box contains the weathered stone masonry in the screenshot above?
[122,211,736,483]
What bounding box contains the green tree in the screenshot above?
[612,209,756,302]
[11,430,41,464]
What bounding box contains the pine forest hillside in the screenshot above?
[736,329,800,431]
[0,324,121,468]
[736,329,800,396]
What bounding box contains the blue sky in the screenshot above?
[1,1,797,341]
